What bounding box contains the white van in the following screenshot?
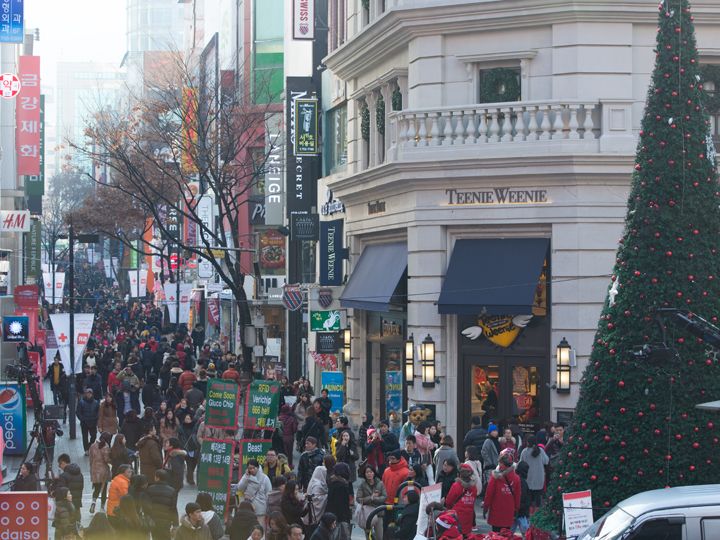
[578,484,720,539]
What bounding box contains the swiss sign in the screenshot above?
[282,284,304,311]
[0,72,20,98]
[0,210,30,232]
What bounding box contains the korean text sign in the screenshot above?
[0,0,23,44]
[17,55,40,175]
[197,439,233,516]
[244,380,280,429]
[205,379,240,429]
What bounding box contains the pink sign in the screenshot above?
[16,56,40,176]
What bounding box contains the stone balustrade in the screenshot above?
[389,101,601,155]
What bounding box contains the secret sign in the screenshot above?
[316,331,340,354]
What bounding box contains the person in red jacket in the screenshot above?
[483,448,521,533]
[445,463,477,535]
[222,362,242,385]
[177,368,197,393]
[381,450,409,503]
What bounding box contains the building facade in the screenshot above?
[317,0,720,441]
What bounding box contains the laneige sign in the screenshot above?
[446,188,549,205]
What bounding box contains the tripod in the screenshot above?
[8,364,57,489]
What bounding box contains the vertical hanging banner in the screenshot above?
[179,282,193,323]
[286,77,320,217]
[164,282,178,323]
[320,371,345,414]
[319,219,344,286]
[25,94,44,214]
[205,378,240,429]
[42,271,64,304]
[292,0,315,40]
[293,98,319,156]
[0,0,23,44]
[244,380,281,429]
[207,297,220,326]
[24,218,41,280]
[49,313,95,373]
[197,440,234,516]
[0,383,27,454]
[16,55,40,176]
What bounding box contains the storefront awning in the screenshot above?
[340,242,407,312]
[437,238,549,315]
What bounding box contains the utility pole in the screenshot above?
[68,222,76,439]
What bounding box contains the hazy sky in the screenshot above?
[26,0,127,86]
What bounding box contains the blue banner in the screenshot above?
[0,1,23,44]
[320,371,344,414]
[0,383,27,455]
[319,219,343,286]
[385,371,402,418]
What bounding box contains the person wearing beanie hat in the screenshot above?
[445,463,477,535]
[480,422,501,488]
[435,510,462,539]
[175,501,212,540]
[483,445,521,532]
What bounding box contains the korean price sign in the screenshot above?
[244,380,280,429]
[197,439,234,516]
[205,378,240,429]
[239,439,273,475]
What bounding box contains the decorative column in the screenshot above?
[365,93,377,168]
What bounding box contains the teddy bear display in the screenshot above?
[399,404,432,447]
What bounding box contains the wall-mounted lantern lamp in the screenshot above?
[343,325,351,368]
[556,337,572,393]
[420,334,437,388]
[404,333,415,386]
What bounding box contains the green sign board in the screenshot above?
[239,439,273,475]
[244,380,280,429]
[25,218,41,280]
[197,439,234,515]
[310,310,341,331]
[294,98,318,155]
[205,378,240,429]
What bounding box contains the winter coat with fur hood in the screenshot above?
[483,463,521,529]
[445,476,477,535]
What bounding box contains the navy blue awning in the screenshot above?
[437,238,549,315]
[340,242,407,312]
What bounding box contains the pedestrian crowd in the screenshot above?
[10,264,568,539]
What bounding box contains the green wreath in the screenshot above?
[376,95,385,136]
[701,64,720,114]
[361,105,370,141]
[479,68,521,103]
[392,87,402,111]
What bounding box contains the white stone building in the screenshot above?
[312,0,720,442]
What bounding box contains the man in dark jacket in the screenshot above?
[297,436,325,491]
[56,454,84,510]
[82,365,103,399]
[389,489,420,540]
[76,388,99,454]
[378,420,400,455]
[145,469,179,540]
[463,416,488,450]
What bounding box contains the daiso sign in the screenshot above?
[0,492,48,539]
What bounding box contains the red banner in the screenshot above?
[207,297,220,326]
[16,55,41,176]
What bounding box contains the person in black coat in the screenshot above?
[83,365,104,401]
[309,513,337,540]
[228,501,260,540]
[389,490,419,540]
[299,413,326,449]
[141,375,162,410]
[121,410,144,451]
[52,487,79,538]
[462,416,488,450]
[325,464,353,533]
[77,388,100,453]
[145,469,178,539]
[163,437,187,492]
[12,462,40,491]
[57,454,84,510]
[46,354,68,407]
[115,381,142,425]
[379,421,400,455]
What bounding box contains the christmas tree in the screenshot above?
[534,0,720,532]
